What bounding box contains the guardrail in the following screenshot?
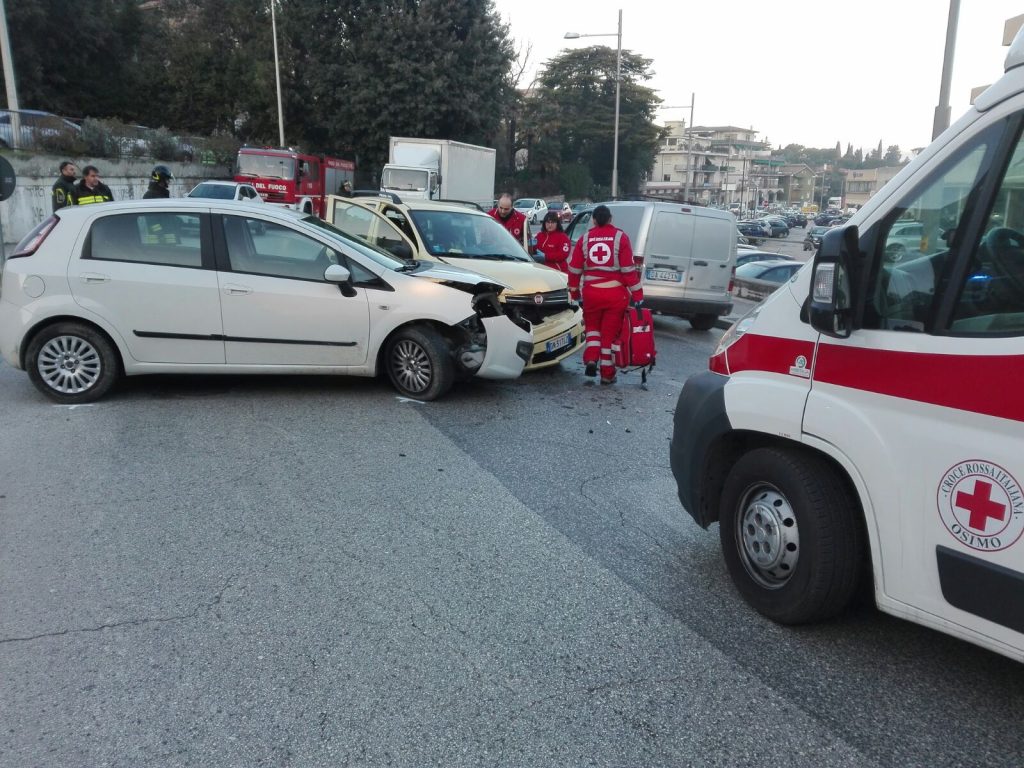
[0,109,238,166]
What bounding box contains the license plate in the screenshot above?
[646,268,683,282]
[545,332,573,353]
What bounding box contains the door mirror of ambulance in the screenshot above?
[809,225,858,338]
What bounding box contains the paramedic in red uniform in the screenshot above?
[488,193,530,251]
[534,211,571,273]
[567,204,643,384]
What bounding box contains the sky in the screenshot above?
[491,1,1023,154]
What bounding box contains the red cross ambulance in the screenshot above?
[671,32,1024,662]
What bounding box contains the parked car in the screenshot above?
[731,259,803,301]
[758,216,790,238]
[883,220,925,262]
[803,225,832,251]
[0,109,80,150]
[188,181,265,203]
[737,220,770,242]
[0,201,533,403]
[570,201,595,215]
[514,198,548,224]
[545,201,573,224]
[735,250,795,268]
[324,194,583,369]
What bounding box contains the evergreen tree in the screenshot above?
[883,144,903,164]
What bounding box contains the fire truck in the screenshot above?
[234,146,355,217]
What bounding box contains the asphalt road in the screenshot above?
[1,318,1022,767]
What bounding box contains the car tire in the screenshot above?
[689,314,717,331]
[26,322,120,404]
[384,325,454,401]
[719,447,865,625]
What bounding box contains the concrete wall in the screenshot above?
[0,153,229,247]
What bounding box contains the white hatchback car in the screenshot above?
[187,180,264,203]
[0,201,532,403]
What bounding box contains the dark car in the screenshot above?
[759,216,790,238]
[731,259,804,301]
[791,212,807,228]
[736,220,767,243]
[803,225,832,251]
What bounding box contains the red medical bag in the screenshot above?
[614,306,656,376]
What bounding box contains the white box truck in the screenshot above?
[381,137,496,209]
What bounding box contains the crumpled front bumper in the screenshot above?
[476,315,532,380]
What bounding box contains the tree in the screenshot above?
[883,144,903,165]
[522,45,661,197]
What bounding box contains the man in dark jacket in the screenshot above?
[51,161,77,211]
[143,165,173,199]
[72,166,114,205]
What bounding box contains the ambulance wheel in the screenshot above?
[719,447,864,625]
[384,325,454,401]
[689,314,717,331]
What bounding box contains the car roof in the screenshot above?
[738,259,800,271]
[53,198,300,221]
[376,197,490,216]
[191,180,251,188]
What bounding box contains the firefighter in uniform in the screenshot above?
[51,161,78,212]
[488,193,530,251]
[72,165,114,206]
[143,165,173,199]
[567,205,643,384]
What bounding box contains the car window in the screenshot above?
[950,126,1024,333]
[190,183,234,200]
[760,265,797,282]
[735,262,772,278]
[87,213,203,268]
[409,209,529,260]
[865,123,1000,332]
[222,215,341,281]
[329,199,375,240]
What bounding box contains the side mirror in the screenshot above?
[809,225,858,338]
[324,263,357,297]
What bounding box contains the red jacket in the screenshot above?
[535,231,571,273]
[488,207,529,249]
[567,224,642,300]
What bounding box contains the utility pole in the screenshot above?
[932,0,961,140]
[682,92,695,202]
[0,0,21,147]
[270,0,286,147]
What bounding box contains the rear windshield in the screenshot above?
[189,183,234,199]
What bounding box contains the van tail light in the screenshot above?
[11,216,58,259]
[728,266,735,293]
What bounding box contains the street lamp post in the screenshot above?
[270,0,286,147]
[565,9,622,198]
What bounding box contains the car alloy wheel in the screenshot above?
[26,322,120,403]
[391,338,433,394]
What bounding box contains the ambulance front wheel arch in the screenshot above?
[718,446,867,625]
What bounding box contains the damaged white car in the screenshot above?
[0,201,533,402]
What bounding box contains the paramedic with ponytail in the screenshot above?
[567,205,643,385]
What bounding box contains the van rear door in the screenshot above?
[686,209,735,300]
[643,208,694,290]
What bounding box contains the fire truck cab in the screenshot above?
[671,31,1024,662]
[235,147,354,218]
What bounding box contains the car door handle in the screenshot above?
[692,260,708,267]
[223,284,253,296]
[80,272,110,284]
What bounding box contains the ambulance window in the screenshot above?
[950,130,1024,334]
[865,132,997,332]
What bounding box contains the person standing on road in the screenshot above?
[72,165,114,206]
[534,211,571,273]
[487,193,529,251]
[339,179,353,197]
[567,204,643,385]
[51,161,77,212]
[143,165,173,199]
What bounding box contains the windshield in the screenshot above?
[381,167,429,191]
[409,209,530,261]
[237,153,296,180]
[736,261,779,278]
[514,198,539,209]
[189,183,235,200]
[300,216,410,271]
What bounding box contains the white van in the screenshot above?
[670,32,1024,662]
[567,201,736,330]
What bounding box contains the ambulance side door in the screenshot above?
[805,111,1024,653]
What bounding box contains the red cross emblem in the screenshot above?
[954,480,1006,531]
